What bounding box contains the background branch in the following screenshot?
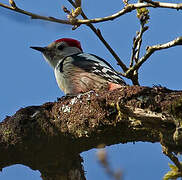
[0,2,71,25]
[128,7,149,85]
[74,1,182,24]
[1,1,182,25]
[125,36,182,77]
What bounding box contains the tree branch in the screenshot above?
[128,7,149,85]
[125,36,182,77]
[76,1,182,24]
[0,2,71,25]
[1,86,182,179]
[1,1,181,24]
[65,1,182,24]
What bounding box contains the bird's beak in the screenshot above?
[30,46,46,52]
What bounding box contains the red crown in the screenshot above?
[55,38,82,51]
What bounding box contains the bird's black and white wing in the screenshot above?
[69,53,126,85]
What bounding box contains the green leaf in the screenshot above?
[163,163,182,180]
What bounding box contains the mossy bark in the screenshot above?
[0,86,182,179]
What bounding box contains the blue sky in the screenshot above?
[0,0,182,179]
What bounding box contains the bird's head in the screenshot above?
[30,38,83,68]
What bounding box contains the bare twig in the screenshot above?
[128,25,147,85]
[97,147,122,180]
[68,2,182,24]
[135,7,149,63]
[130,25,148,67]
[0,2,71,24]
[125,36,182,77]
[128,6,149,85]
[70,2,182,24]
[96,29,128,72]
[130,37,137,68]
[134,26,146,63]
[90,27,127,72]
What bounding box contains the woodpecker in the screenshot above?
[30,38,126,95]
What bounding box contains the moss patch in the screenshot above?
[169,98,182,119]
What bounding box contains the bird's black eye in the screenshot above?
[57,44,64,50]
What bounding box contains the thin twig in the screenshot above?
[73,2,182,24]
[130,25,148,67]
[129,24,148,85]
[130,37,137,68]
[97,147,122,180]
[128,4,149,85]
[0,2,71,25]
[134,25,148,63]
[96,29,128,72]
[125,36,182,77]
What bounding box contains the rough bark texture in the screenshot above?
[1,86,182,179]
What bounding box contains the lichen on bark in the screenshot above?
[0,86,182,179]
